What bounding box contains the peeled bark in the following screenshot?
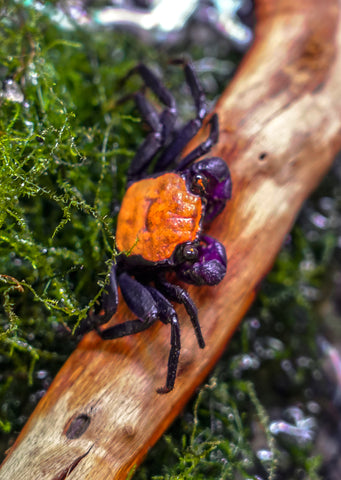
[1,0,341,478]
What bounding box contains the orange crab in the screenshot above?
[77,61,232,393]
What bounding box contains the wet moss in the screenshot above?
[0,0,149,448]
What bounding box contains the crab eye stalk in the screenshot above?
[174,242,199,263]
[183,244,198,261]
[189,173,208,196]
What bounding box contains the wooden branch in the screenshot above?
[2,0,341,478]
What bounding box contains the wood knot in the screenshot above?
[64,413,91,439]
[298,34,327,72]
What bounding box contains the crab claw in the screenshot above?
[188,157,232,224]
[177,235,227,286]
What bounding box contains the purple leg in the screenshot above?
[127,92,163,180]
[148,287,181,394]
[154,60,208,171]
[95,278,182,394]
[97,273,158,338]
[177,235,227,286]
[171,59,207,121]
[123,64,177,181]
[125,64,176,112]
[118,272,158,323]
[126,64,177,142]
[156,278,205,349]
[98,317,155,340]
[176,114,219,171]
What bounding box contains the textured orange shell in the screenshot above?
[116,173,203,262]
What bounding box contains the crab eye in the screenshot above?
[190,174,208,196]
[183,245,198,261]
[174,243,199,263]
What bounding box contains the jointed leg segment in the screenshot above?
[156,278,205,349]
[97,278,182,393]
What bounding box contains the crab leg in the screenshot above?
[127,92,164,180]
[156,278,205,349]
[97,273,158,338]
[155,60,208,171]
[98,317,155,340]
[122,65,177,180]
[170,58,207,121]
[176,114,219,171]
[125,64,176,112]
[147,287,181,394]
[131,64,177,144]
[119,272,158,322]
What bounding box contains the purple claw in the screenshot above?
[177,235,227,286]
[187,157,232,224]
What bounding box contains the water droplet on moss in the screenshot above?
[257,449,273,461]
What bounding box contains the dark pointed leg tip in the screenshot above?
[156,385,173,395]
[209,113,219,128]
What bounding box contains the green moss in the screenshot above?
[0,1,150,439]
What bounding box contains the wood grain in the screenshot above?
[1,0,341,478]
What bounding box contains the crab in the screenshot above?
[77,60,232,393]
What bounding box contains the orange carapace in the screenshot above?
[116,173,203,262]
